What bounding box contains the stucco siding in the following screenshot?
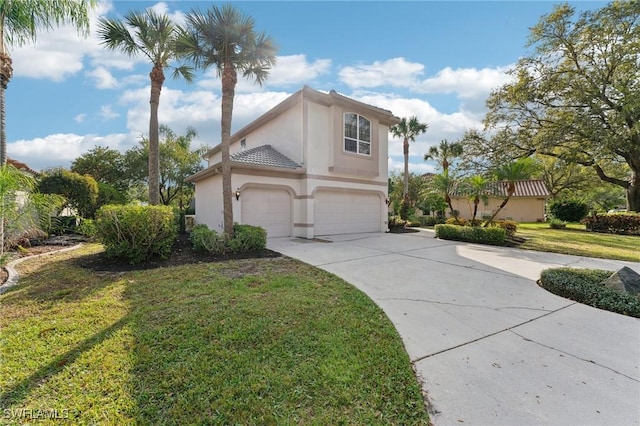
[451,197,546,222]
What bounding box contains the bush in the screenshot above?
[435,224,507,245]
[549,218,567,229]
[388,215,407,230]
[96,205,177,264]
[445,217,468,226]
[548,198,590,222]
[189,223,266,255]
[50,216,78,235]
[76,218,97,238]
[228,224,267,253]
[539,268,640,318]
[419,216,445,227]
[488,220,518,237]
[582,213,640,235]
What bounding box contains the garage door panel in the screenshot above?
[314,191,380,235]
[241,188,291,237]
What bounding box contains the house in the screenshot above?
[187,86,400,238]
[450,179,550,222]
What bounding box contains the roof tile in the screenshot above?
[230,145,301,170]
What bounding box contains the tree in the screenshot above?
[98,9,193,205]
[177,4,277,236]
[38,168,99,218]
[464,175,489,223]
[125,125,206,207]
[0,164,33,256]
[0,0,95,166]
[428,171,459,219]
[483,158,538,226]
[390,116,428,203]
[71,146,128,192]
[424,139,463,173]
[483,2,640,211]
[388,171,430,217]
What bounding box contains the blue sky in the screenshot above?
[7,0,606,173]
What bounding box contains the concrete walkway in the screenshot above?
[268,230,640,425]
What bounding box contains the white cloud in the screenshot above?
[416,66,513,98]
[8,132,130,171]
[388,156,436,176]
[339,58,424,89]
[74,114,87,123]
[86,66,119,89]
[100,105,120,120]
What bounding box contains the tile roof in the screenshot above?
[451,179,550,198]
[230,145,301,170]
[7,158,38,176]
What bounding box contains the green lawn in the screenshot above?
[517,222,640,262]
[0,245,429,425]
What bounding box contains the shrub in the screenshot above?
[445,217,468,226]
[96,205,177,264]
[539,268,640,318]
[548,198,590,222]
[228,224,267,253]
[582,213,640,235]
[50,216,78,235]
[491,220,518,237]
[76,218,97,238]
[388,215,407,230]
[549,218,567,229]
[419,216,445,227]
[435,224,506,245]
[189,224,227,254]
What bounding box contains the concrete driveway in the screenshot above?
[268,230,640,425]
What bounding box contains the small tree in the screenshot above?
[390,116,428,203]
[38,168,99,218]
[548,198,589,222]
[484,158,538,226]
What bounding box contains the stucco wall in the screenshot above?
[450,197,546,222]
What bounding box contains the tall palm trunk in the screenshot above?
[0,51,13,257]
[148,63,164,205]
[221,61,237,236]
[472,196,479,222]
[403,138,409,199]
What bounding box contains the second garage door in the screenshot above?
[314,190,381,235]
[241,188,291,237]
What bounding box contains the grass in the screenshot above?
[517,222,640,262]
[0,244,429,425]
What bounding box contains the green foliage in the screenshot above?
[399,198,410,221]
[95,205,177,264]
[445,217,468,226]
[435,224,507,245]
[228,224,267,253]
[38,168,99,218]
[549,218,567,229]
[189,223,266,255]
[539,268,640,318]
[582,213,640,235]
[419,216,445,227]
[548,198,589,222]
[76,218,97,238]
[489,220,518,237]
[71,146,129,192]
[50,216,78,235]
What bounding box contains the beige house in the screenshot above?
[187,86,400,238]
[450,179,550,223]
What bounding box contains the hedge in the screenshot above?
[582,213,640,235]
[435,224,507,245]
[539,268,640,318]
[190,223,266,255]
[96,205,177,264]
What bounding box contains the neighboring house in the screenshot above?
[450,179,550,222]
[187,86,400,238]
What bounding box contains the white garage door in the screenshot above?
[241,188,291,237]
[314,190,381,235]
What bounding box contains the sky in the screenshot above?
[6,0,607,174]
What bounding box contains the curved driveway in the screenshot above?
[268,230,640,425]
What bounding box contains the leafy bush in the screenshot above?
[228,224,267,253]
[435,224,506,245]
[539,268,640,318]
[38,168,99,218]
[548,198,590,222]
[419,216,445,227]
[50,216,78,235]
[189,224,227,254]
[388,215,407,231]
[488,220,518,237]
[582,213,640,235]
[189,223,266,254]
[445,217,468,226]
[96,205,177,264]
[549,218,567,229]
[76,218,97,238]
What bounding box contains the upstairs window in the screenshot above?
[344,113,371,156]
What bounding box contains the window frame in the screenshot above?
[343,113,372,156]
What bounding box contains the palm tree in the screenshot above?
[424,139,463,173]
[0,0,95,166]
[390,116,428,203]
[483,158,537,227]
[98,9,194,205]
[465,175,488,224]
[177,4,277,236]
[430,170,459,219]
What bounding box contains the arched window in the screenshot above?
[344,113,371,155]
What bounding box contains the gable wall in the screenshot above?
[450,197,547,222]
